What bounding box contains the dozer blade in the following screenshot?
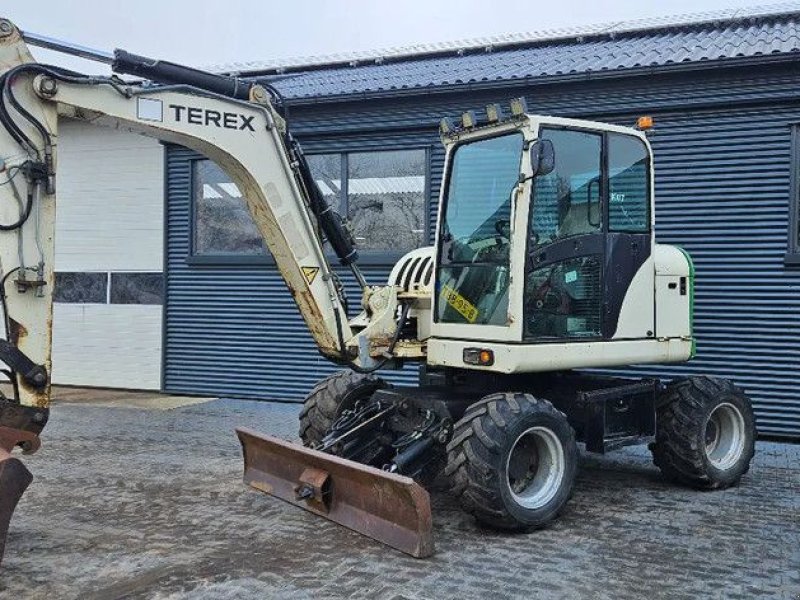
[236,427,434,558]
[0,447,32,565]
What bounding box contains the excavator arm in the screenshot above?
[0,18,430,563]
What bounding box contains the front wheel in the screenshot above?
[298,370,386,447]
[650,376,756,490]
[445,392,578,531]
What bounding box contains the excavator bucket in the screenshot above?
[0,447,32,565]
[236,428,434,558]
[0,426,40,566]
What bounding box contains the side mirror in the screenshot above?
[530,139,555,177]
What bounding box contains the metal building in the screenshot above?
[70,6,800,437]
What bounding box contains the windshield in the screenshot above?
[436,133,523,325]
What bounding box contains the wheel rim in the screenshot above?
[704,402,746,470]
[505,426,565,509]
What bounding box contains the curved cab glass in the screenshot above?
[436,133,523,326]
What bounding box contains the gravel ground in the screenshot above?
[0,397,798,599]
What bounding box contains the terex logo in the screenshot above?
[168,104,256,131]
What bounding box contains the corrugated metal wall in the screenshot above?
[165,68,800,438]
[604,105,800,438]
[163,131,442,400]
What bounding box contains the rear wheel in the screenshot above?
[298,370,386,447]
[650,376,755,489]
[446,392,578,530]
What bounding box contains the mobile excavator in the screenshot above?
[0,18,756,562]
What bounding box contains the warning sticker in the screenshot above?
[301,266,319,285]
[441,284,479,323]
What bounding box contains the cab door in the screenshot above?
[525,127,604,341]
[524,127,653,341]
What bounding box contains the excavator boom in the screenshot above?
[0,18,430,564]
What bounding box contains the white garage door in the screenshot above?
[51,120,164,390]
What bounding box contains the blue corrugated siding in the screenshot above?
[164,131,441,400]
[599,106,800,438]
[165,67,800,438]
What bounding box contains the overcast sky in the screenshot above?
[4,0,772,73]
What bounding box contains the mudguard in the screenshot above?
[236,428,434,558]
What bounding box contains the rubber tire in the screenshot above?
[445,392,578,531]
[650,375,756,490]
[298,370,386,446]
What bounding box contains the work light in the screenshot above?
[510,97,528,117]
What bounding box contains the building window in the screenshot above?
[306,149,428,252]
[191,149,428,260]
[306,154,343,211]
[192,160,267,256]
[54,272,107,304]
[110,273,163,305]
[55,272,163,304]
[346,150,427,251]
[789,126,800,265]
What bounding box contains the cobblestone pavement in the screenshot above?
[0,398,798,599]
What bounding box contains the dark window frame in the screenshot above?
[786,125,800,266]
[187,148,431,268]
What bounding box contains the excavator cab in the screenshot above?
[427,110,679,367]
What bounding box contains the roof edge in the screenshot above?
[211,2,800,76]
[277,51,800,105]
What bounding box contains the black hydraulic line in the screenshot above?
[0,268,20,403]
[0,188,33,232]
[0,268,20,341]
[3,66,53,150]
[0,74,36,157]
[0,167,21,187]
[0,369,20,405]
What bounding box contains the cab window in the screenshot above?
[608,134,650,232]
[525,128,603,339]
[436,133,523,326]
[530,129,602,248]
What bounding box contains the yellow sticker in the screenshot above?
[301,266,319,285]
[441,284,479,323]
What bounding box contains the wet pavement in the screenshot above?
[1,396,798,599]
